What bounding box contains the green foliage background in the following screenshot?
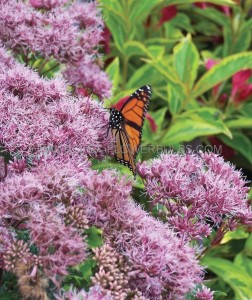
[99,1,252,299]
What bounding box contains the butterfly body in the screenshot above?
[109,85,152,177]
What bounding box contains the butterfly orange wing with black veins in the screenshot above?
[109,85,152,177]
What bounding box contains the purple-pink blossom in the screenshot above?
[137,152,251,241]
[195,285,214,300]
[0,47,112,159]
[0,155,89,285]
[0,0,102,62]
[64,56,112,99]
[0,0,111,99]
[30,0,68,9]
[80,169,204,299]
[56,285,113,300]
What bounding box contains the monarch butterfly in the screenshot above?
[109,85,152,177]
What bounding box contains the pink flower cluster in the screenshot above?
[80,170,206,299]
[57,285,113,300]
[0,0,111,99]
[0,46,112,159]
[138,152,251,241]
[0,156,89,286]
[0,46,209,297]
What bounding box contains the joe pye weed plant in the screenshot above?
[0,1,252,300]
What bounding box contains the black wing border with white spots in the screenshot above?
[120,85,152,112]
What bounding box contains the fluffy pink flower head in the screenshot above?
[0,0,103,62]
[0,47,112,159]
[137,151,251,241]
[80,169,204,299]
[0,155,90,283]
[195,285,214,300]
[56,285,112,300]
[63,55,112,99]
[30,0,68,9]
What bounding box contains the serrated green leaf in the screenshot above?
[201,256,252,300]
[162,108,231,145]
[106,57,120,94]
[192,52,252,98]
[173,34,199,91]
[219,131,252,164]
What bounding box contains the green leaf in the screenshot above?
[78,259,97,280]
[85,226,103,248]
[126,64,162,89]
[223,27,234,56]
[147,45,165,59]
[123,40,150,58]
[225,118,252,129]
[219,131,252,164]
[222,226,249,244]
[233,24,252,53]
[99,0,126,52]
[170,13,195,34]
[162,108,231,145]
[163,0,235,5]
[192,52,252,98]
[128,0,161,24]
[173,34,199,91]
[240,102,252,118]
[244,234,252,257]
[146,57,182,85]
[106,57,120,94]
[167,83,184,115]
[193,7,230,27]
[201,256,252,300]
[234,253,252,278]
[150,107,167,129]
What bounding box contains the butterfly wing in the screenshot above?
[109,85,152,177]
[111,127,136,176]
[120,85,151,158]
